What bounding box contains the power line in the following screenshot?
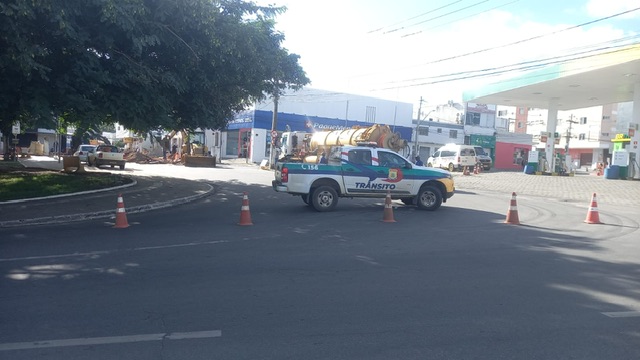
[411,6,640,67]
[367,0,464,34]
[401,0,521,38]
[375,44,640,90]
[349,5,639,83]
[387,35,640,85]
[388,0,490,34]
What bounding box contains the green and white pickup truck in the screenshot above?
[272,145,455,212]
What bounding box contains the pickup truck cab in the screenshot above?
[272,145,455,212]
[89,144,126,169]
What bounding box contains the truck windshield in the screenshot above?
[475,147,486,156]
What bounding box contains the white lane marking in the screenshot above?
[0,240,230,263]
[0,330,222,351]
[355,255,380,266]
[602,311,640,318]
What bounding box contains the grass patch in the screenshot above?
[0,169,132,201]
[0,160,25,171]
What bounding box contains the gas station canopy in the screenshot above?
[462,45,640,110]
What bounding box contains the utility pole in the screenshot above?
[414,97,425,158]
[565,114,577,153]
[269,91,279,169]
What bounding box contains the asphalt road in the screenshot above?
[1,164,639,359]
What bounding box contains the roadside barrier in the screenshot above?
[114,194,130,228]
[238,192,253,226]
[382,191,396,223]
[504,192,520,225]
[584,193,603,224]
[62,156,86,173]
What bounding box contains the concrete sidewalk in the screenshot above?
[451,169,640,207]
[0,156,215,228]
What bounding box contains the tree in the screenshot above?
[0,0,309,142]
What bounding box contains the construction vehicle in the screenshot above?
[278,124,409,163]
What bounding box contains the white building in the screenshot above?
[497,102,635,169]
[222,88,414,163]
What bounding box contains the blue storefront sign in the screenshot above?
[227,110,412,140]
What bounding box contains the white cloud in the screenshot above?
[586,0,640,18]
[261,1,637,108]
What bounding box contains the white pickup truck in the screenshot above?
[272,145,455,212]
[88,144,126,170]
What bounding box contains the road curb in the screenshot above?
[0,179,138,205]
[0,183,216,228]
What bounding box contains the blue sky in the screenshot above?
[258,0,639,111]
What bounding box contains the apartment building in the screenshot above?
[497,102,634,169]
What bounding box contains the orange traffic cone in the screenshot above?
[473,163,479,175]
[463,166,470,175]
[113,193,129,228]
[584,193,603,224]
[382,191,396,223]
[238,192,253,226]
[504,192,520,225]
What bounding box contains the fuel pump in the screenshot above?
[554,151,567,174]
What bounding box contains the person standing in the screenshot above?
[319,152,328,164]
[414,156,424,166]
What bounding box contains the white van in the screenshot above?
[427,144,477,172]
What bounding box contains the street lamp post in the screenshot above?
[414,109,435,159]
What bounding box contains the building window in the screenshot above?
[518,108,525,115]
[365,106,376,123]
[449,130,457,138]
[437,128,442,134]
[465,112,481,125]
[578,133,586,140]
[579,117,587,124]
[602,115,610,120]
[601,132,609,137]
[513,147,527,165]
[517,122,523,128]
[498,110,507,116]
[418,127,429,136]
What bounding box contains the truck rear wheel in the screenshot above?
[417,185,442,211]
[310,186,338,212]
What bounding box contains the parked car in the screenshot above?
[73,144,97,163]
[426,144,477,172]
[88,144,126,169]
[473,146,492,171]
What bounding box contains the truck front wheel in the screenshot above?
[401,197,415,206]
[417,185,442,211]
[310,186,338,212]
